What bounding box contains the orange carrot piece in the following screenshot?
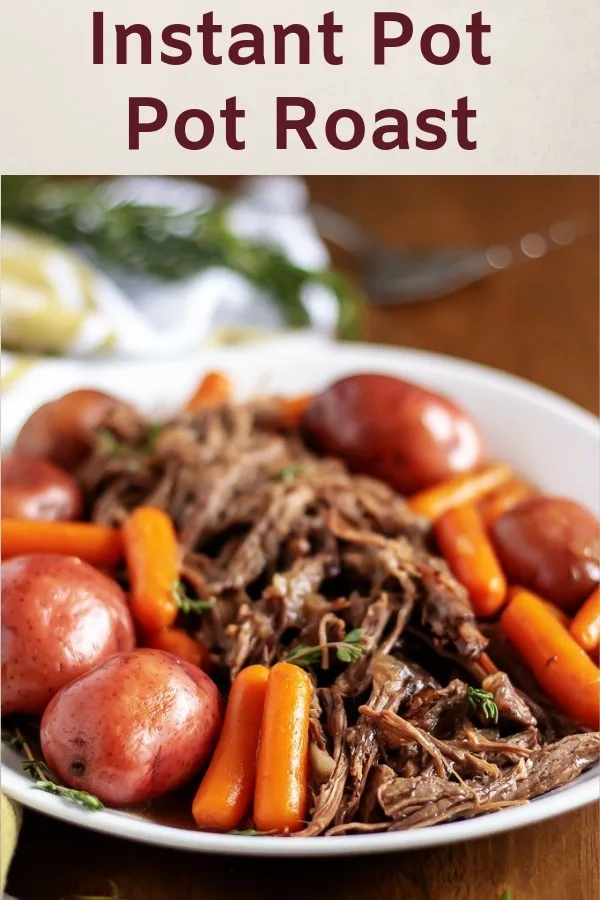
[254,662,312,833]
[193,665,269,831]
[540,599,571,629]
[435,504,507,617]
[570,587,600,654]
[122,506,180,632]
[145,627,211,670]
[501,587,600,729]
[506,585,572,629]
[0,519,122,566]
[480,480,536,528]
[185,371,232,413]
[409,463,513,521]
[277,394,313,430]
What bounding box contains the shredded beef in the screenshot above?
[80,399,599,836]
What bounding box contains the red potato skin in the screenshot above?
[492,497,600,610]
[14,389,140,471]
[40,649,222,806]
[1,554,135,716]
[1,454,83,521]
[302,374,484,496]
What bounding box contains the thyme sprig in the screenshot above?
[229,828,278,836]
[467,686,499,724]
[173,582,214,615]
[3,725,103,811]
[286,628,365,668]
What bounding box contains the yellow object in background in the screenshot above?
[1,226,117,356]
[0,793,22,893]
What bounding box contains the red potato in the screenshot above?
[1,454,83,521]
[492,497,600,610]
[1,554,135,716]
[14,389,142,471]
[41,649,222,805]
[302,373,483,496]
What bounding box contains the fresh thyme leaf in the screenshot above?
[35,781,104,810]
[1,730,25,752]
[467,686,499,724]
[344,628,364,644]
[21,759,50,778]
[173,582,213,615]
[8,725,104,811]
[285,644,323,667]
[335,646,354,663]
[229,828,278,836]
[286,632,366,669]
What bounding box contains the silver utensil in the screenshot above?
[310,203,592,304]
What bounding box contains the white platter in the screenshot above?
[2,336,599,856]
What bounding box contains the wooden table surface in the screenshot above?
[7,176,599,900]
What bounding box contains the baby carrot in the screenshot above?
[0,518,122,566]
[277,394,313,430]
[480,480,536,528]
[145,627,211,670]
[193,665,269,831]
[435,504,507,617]
[539,598,571,629]
[501,587,600,729]
[409,463,513,521]
[254,662,312,833]
[122,506,180,632]
[570,587,600,654]
[185,371,232,413]
[507,586,571,628]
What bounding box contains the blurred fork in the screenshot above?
[310,203,592,304]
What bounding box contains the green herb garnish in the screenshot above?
[467,686,499,724]
[277,464,304,482]
[286,629,365,668]
[97,429,123,457]
[145,422,164,450]
[1,730,25,752]
[173,582,213,615]
[229,828,278,836]
[5,725,103,812]
[35,781,104,810]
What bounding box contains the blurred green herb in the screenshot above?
[277,463,305,482]
[97,429,124,457]
[145,422,164,450]
[2,176,362,339]
[499,890,512,900]
[286,628,365,668]
[467,686,499,724]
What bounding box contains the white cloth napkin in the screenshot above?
[1,177,339,362]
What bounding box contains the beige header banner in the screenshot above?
[0,0,598,173]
